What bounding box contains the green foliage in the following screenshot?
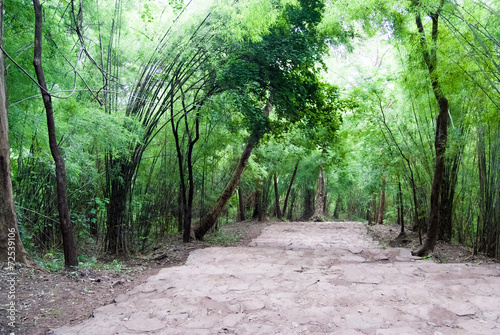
[6,0,500,261]
[205,230,242,246]
[35,252,66,272]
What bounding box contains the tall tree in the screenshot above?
[32,0,78,267]
[411,0,450,257]
[0,0,30,265]
[192,0,341,239]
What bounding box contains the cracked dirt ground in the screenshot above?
[50,221,500,334]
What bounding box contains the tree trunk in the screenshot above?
[398,181,405,236]
[302,188,315,220]
[33,0,78,267]
[273,173,281,218]
[376,175,386,225]
[0,2,31,265]
[333,195,341,219]
[476,128,498,257]
[287,189,296,221]
[311,167,325,222]
[412,0,450,256]
[105,175,129,254]
[282,161,299,219]
[438,152,460,242]
[191,139,255,239]
[191,98,272,239]
[237,187,246,221]
[252,184,263,221]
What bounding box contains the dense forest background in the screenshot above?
[1,0,499,268]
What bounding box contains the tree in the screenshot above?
[311,166,326,221]
[192,99,273,239]
[192,0,342,239]
[411,0,450,257]
[32,0,78,267]
[0,0,30,265]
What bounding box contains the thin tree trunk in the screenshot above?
[0,1,31,265]
[438,152,460,242]
[333,195,341,219]
[399,181,405,236]
[252,184,262,221]
[376,175,386,225]
[412,0,449,256]
[282,161,299,219]
[33,0,78,267]
[238,187,246,221]
[273,173,281,218]
[105,167,130,254]
[262,175,272,219]
[311,167,325,222]
[287,189,296,221]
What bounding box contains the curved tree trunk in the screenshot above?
[191,139,255,240]
[192,98,273,240]
[33,0,78,267]
[311,167,325,222]
[0,2,31,265]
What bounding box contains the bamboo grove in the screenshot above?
[0,0,499,267]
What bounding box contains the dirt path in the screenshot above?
[50,221,500,335]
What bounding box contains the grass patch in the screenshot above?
[205,230,242,246]
[36,252,125,273]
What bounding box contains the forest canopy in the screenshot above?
[1,0,499,267]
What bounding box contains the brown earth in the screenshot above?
[1,220,498,335]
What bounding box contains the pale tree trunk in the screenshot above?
[191,98,273,240]
[0,2,31,265]
[33,0,78,267]
[311,167,325,222]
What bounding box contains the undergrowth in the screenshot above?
[35,252,126,273]
[205,230,242,246]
